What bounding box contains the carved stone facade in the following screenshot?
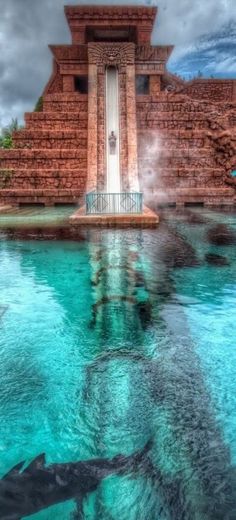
[0,4,235,207]
[86,42,138,192]
[88,43,135,66]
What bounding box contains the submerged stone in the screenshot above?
[207,224,236,246]
[185,211,208,225]
[205,253,230,266]
[163,233,200,268]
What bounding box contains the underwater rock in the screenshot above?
[185,211,208,225]
[205,253,230,266]
[163,234,200,268]
[207,224,236,246]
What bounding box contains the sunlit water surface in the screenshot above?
[0,207,235,519]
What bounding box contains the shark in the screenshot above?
[0,440,152,520]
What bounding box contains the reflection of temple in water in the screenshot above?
[78,227,235,520]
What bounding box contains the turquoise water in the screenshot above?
[0,208,235,519]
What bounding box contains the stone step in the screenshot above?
[13,129,87,149]
[137,147,214,158]
[25,112,88,131]
[0,158,87,169]
[25,112,88,122]
[25,120,87,131]
[137,119,212,130]
[44,93,88,102]
[138,129,209,138]
[0,149,87,169]
[43,100,88,112]
[0,149,87,159]
[25,112,88,130]
[13,139,87,150]
[141,177,225,191]
[137,111,214,122]
[138,167,224,178]
[1,147,214,160]
[0,204,12,212]
[1,187,234,208]
[69,205,159,228]
[0,188,84,206]
[0,169,87,190]
[13,129,87,139]
[137,93,200,103]
[138,156,217,168]
[3,168,87,178]
[143,187,235,205]
[137,101,216,113]
[138,136,208,149]
[138,128,213,135]
[137,93,233,107]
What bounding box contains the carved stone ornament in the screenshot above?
[165,84,175,92]
[88,43,135,66]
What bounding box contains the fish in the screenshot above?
[0,440,152,520]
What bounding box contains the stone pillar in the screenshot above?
[150,75,161,96]
[87,46,98,192]
[71,29,85,44]
[126,63,139,191]
[63,75,74,93]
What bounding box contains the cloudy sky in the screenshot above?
[0,0,235,129]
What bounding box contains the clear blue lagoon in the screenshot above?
[0,207,235,519]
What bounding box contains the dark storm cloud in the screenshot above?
[0,0,71,128]
[0,0,235,129]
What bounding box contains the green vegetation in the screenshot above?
[34,96,43,112]
[0,118,21,149]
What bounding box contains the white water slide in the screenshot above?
[106,66,121,194]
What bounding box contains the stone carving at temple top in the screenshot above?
[88,43,135,66]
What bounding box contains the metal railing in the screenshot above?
[86,192,143,215]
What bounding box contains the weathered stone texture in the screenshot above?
[179,79,236,102]
[0,5,235,207]
[137,92,236,203]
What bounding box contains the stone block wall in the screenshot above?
[0,93,88,205]
[137,92,236,206]
[179,79,236,103]
[0,0,235,209]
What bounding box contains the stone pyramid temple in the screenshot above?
[0,4,235,208]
